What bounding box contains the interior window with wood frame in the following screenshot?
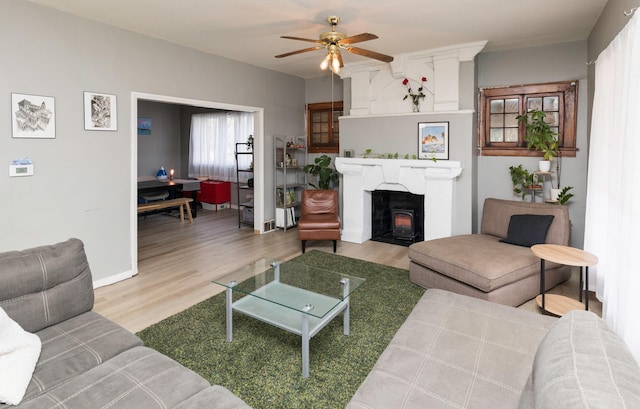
[306,101,343,154]
[478,81,578,157]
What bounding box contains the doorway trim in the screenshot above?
[130,92,265,276]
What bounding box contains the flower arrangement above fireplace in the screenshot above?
[402,76,427,112]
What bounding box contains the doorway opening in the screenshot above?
[130,92,264,276]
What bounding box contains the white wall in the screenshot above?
[0,0,305,283]
[476,41,589,247]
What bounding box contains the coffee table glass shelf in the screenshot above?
[213,257,366,378]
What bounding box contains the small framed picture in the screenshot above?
[84,91,117,131]
[138,117,152,135]
[11,93,56,138]
[418,122,449,160]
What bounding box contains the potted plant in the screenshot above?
[303,155,339,190]
[508,164,541,200]
[516,109,559,172]
[554,186,574,205]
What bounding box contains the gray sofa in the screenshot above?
[347,289,640,409]
[409,198,572,307]
[0,238,250,408]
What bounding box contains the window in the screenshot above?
[188,111,253,181]
[478,81,578,157]
[306,101,343,153]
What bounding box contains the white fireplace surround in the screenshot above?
[335,158,463,244]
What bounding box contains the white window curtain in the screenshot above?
[188,111,253,182]
[584,10,640,362]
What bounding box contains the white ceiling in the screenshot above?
[27,0,607,79]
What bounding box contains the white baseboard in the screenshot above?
[93,269,136,289]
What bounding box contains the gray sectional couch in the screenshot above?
[4,239,639,409]
[0,238,250,408]
[347,289,640,409]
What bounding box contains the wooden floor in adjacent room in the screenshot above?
[94,207,601,333]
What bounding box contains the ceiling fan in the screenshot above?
[275,16,394,73]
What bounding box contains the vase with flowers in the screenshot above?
[403,77,427,112]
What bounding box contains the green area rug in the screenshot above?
[137,251,425,408]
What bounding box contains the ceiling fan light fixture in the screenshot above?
[331,53,341,73]
[276,15,394,70]
[320,53,331,70]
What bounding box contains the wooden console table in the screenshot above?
[531,244,598,316]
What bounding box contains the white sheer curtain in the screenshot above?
[188,111,253,182]
[584,11,640,362]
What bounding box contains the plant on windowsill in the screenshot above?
[303,155,339,190]
[516,109,559,172]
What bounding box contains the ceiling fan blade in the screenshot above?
[275,46,324,58]
[339,33,378,45]
[280,35,324,44]
[342,46,394,63]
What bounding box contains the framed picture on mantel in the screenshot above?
[418,121,449,160]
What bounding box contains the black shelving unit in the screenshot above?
[235,142,254,229]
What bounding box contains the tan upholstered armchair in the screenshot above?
[298,190,341,253]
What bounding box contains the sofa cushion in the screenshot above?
[519,310,640,409]
[0,238,94,333]
[347,289,557,409]
[173,385,252,409]
[22,311,142,402]
[481,198,571,246]
[409,234,552,293]
[0,307,41,405]
[499,214,555,247]
[15,346,214,409]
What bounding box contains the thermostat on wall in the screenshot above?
[9,164,34,177]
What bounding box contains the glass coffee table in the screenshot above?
[213,257,365,378]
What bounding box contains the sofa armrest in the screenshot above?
[0,238,94,332]
[481,198,570,245]
[518,310,640,409]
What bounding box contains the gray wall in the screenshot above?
[305,74,344,104]
[0,0,305,283]
[476,42,589,247]
[137,101,182,177]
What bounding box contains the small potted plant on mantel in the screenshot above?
[516,109,559,172]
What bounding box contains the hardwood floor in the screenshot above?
[94,208,408,333]
[93,207,601,333]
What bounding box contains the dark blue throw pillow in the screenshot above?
[499,214,555,247]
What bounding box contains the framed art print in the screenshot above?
[138,117,152,135]
[11,93,56,138]
[84,91,117,131]
[418,121,449,160]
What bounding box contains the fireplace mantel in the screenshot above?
[335,158,463,244]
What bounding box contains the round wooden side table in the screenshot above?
[531,244,598,316]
